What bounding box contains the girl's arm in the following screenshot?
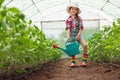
[76,29,82,40]
[67,28,70,41]
[76,16,84,40]
[77,29,82,36]
[65,19,71,41]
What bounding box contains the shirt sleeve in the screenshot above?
[65,19,70,30]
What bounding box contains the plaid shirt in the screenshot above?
[65,16,83,31]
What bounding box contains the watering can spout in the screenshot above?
[53,44,67,53]
[58,47,67,53]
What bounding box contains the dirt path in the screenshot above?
[20,58,120,80]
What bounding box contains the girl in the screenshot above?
[65,3,88,67]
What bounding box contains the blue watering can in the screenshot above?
[53,41,81,56]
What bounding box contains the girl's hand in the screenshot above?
[76,35,80,41]
[67,37,71,42]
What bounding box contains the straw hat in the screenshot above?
[66,3,81,14]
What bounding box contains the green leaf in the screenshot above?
[29,20,32,25]
[0,0,4,7]
[8,7,20,13]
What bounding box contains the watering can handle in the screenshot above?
[65,40,80,46]
[66,40,80,43]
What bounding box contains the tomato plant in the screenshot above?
[0,2,61,76]
[88,19,120,62]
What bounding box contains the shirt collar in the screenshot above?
[69,15,77,19]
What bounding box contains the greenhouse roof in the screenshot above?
[3,0,120,23]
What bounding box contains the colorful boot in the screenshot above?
[70,55,76,67]
[81,54,88,67]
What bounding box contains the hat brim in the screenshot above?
[66,6,81,14]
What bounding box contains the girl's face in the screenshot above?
[70,7,78,16]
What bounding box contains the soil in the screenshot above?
[18,58,120,80]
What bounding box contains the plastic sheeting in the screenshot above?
[3,0,120,40]
[3,0,120,22]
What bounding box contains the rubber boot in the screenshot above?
[70,55,76,67]
[81,54,88,67]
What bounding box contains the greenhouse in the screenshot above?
[0,0,120,80]
[2,0,120,38]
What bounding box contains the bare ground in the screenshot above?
[18,58,120,80]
